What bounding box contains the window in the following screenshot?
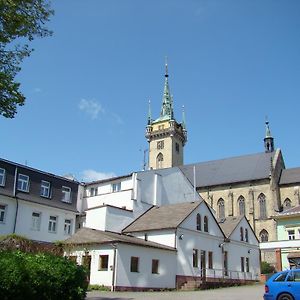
[157,140,164,150]
[258,193,267,219]
[274,272,288,282]
[288,230,295,240]
[17,174,29,192]
[64,219,72,235]
[196,213,201,231]
[283,198,292,211]
[112,182,121,192]
[130,256,139,272]
[48,216,57,233]
[40,180,51,198]
[245,228,249,242]
[259,229,269,242]
[217,198,225,219]
[31,212,41,231]
[0,168,6,186]
[193,249,198,268]
[156,153,163,169]
[152,259,159,274]
[62,186,71,203]
[98,255,109,271]
[175,142,179,153]
[241,257,245,272]
[0,204,7,223]
[158,125,165,130]
[90,187,97,196]
[246,257,249,272]
[240,227,244,241]
[208,251,213,269]
[204,216,208,232]
[238,196,245,216]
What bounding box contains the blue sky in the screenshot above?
[1,0,300,182]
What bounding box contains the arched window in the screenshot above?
[245,228,248,242]
[196,213,201,231]
[240,227,244,241]
[238,196,246,216]
[258,193,267,219]
[283,198,292,211]
[217,198,225,219]
[204,216,208,232]
[259,229,269,242]
[156,153,163,169]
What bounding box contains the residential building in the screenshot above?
[0,158,80,242]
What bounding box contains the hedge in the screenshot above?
[0,250,88,300]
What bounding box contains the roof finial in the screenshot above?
[265,116,272,138]
[147,99,152,125]
[264,116,274,153]
[182,105,186,130]
[165,56,168,77]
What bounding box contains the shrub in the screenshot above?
[0,250,88,300]
[261,261,275,274]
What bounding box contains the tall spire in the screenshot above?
[160,58,173,120]
[264,118,274,153]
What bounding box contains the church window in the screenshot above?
[204,216,208,232]
[157,140,164,150]
[259,229,269,242]
[258,193,267,219]
[175,142,179,153]
[240,227,244,241]
[238,196,246,216]
[283,198,292,211]
[196,213,201,231]
[217,198,225,219]
[156,153,164,169]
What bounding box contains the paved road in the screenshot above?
[86,283,265,300]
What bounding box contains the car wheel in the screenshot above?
[278,293,294,300]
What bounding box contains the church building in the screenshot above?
[146,64,300,266]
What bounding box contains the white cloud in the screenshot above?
[78,99,104,120]
[81,169,116,182]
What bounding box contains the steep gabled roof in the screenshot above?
[64,227,175,251]
[279,167,300,185]
[218,216,243,238]
[179,151,275,188]
[122,201,201,233]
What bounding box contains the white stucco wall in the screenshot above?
[14,200,76,242]
[115,243,177,289]
[0,195,17,235]
[133,229,176,248]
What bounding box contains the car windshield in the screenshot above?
[274,272,288,282]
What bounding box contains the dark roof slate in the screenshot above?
[279,168,300,185]
[64,227,175,251]
[123,201,201,233]
[179,152,274,188]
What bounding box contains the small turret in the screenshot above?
[264,119,274,153]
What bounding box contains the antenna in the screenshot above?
[140,148,148,171]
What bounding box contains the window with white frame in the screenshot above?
[17,174,29,192]
[48,216,57,233]
[40,180,51,198]
[288,229,295,240]
[0,168,6,186]
[31,212,41,231]
[112,182,121,193]
[64,219,72,235]
[0,204,7,223]
[62,186,71,203]
[90,187,97,196]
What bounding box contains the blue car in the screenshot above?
[264,269,300,300]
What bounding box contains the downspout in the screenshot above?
[13,167,19,233]
[111,243,117,292]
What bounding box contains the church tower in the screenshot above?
[264,120,274,153]
[145,63,187,170]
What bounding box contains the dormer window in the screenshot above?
[62,186,72,203]
[90,187,97,196]
[112,182,121,192]
[17,174,29,192]
[40,180,51,198]
[0,168,6,186]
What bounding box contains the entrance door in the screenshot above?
[201,250,206,280]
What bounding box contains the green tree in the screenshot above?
[0,0,53,118]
